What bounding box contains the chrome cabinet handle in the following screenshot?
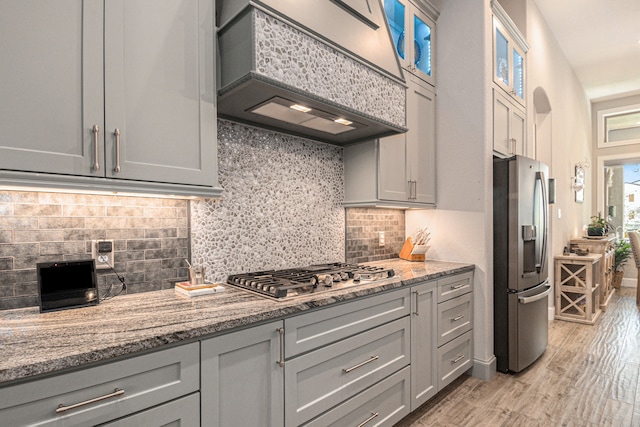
[113,128,121,173]
[451,283,465,290]
[451,355,465,364]
[92,125,100,171]
[452,314,465,322]
[357,411,380,427]
[343,355,379,374]
[277,327,285,367]
[56,388,124,413]
[413,290,419,316]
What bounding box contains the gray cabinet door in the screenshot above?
[407,77,436,204]
[0,0,103,177]
[378,132,408,201]
[410,279,438,410]
[104,0,216,186]
[201,321,284,427]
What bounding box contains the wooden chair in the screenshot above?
[626,231,640,305]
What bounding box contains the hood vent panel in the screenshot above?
[217,2,407,145]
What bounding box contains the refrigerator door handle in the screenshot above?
[535,171,549,274]
[518,284,552,304]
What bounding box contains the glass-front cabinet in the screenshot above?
[384,0,436,86]
[492,14,527,106]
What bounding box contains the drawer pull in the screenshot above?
[357,411,380,427]
[56,388,124,413]
[450,283,465,290]
[451,355,465,364]
[343,355,379,374]
[452,314,465,322]
[277,327,285,368]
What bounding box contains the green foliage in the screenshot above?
[614,239,632,272]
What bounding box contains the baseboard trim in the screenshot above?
[621,278,636,288]
[471,356,496,381]
[548,306,555,321]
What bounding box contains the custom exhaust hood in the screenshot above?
[216,0,407,145]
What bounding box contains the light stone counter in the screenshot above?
[0,259,473,384]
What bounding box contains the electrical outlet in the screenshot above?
[378,231,385,247]
[92,239,114,270]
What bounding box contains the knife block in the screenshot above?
[399,237,426,262]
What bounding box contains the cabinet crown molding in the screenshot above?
[491,0,529,52]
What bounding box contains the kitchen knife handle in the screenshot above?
[277,327,285,367]
[92,125,100,171]
[357,412,379,427]
[113,128,121,173]
[56,388,124,413]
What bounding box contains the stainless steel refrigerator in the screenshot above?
[493,155,552,373]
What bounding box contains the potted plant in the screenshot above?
[587,213,610,236]
[612,239,633,289]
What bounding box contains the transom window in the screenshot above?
[597,104,640,148]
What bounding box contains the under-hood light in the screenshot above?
[290,104,312,113]
[334,118,353,126]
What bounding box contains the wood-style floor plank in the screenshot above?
[395,288,640,426]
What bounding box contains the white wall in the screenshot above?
[407,0,593,380]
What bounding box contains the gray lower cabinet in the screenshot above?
[0,0,220,197]
[0,342,199,426]
[98,392,200,427]
[200,320,284,427]
[436,272,474,390]
[409,279,438,411]
[285,316,410,426]
[302,366,411,427]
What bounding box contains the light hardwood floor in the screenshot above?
[396,287,640,426]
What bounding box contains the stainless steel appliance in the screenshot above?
[493,155,552,373]
[227,263,395,299]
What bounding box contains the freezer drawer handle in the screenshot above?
[56,388,124,413]
[452,314,465,322]
[451,355,465,364]
[343,355,379,374]
[518,285,552,304]
[357,411,379,427]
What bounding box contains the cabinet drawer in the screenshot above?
[98,392,200,427]
[285,288,410,358]
[0,342,199,427]
[302,366,410,427]
[437,331,473,390]
[285,316,410,426]
[437,293,473,347]
[437,272,473,302]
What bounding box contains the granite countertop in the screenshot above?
[0,259,474,385]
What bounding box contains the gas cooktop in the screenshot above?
[227,263,395,300]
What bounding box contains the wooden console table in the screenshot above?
[554,254,602,325]
[569,236,615,311]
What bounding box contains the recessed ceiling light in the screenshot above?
[334,118,353,126]
[290,104,312,113]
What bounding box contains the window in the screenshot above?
[597,104,640,148]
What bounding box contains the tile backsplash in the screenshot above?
[345,208,405,263]
[0,192,189,310]
[190,120,345,282]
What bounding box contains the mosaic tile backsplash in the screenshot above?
[345,208,405,263]
[190,120,345,283]
[254,9,406,128]
[0,192,189,310]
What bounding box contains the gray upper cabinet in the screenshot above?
[0,0,221,198]
[344,75,436,208]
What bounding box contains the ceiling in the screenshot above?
[533,0,640,102]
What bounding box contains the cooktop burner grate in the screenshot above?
[227,263,395,300]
